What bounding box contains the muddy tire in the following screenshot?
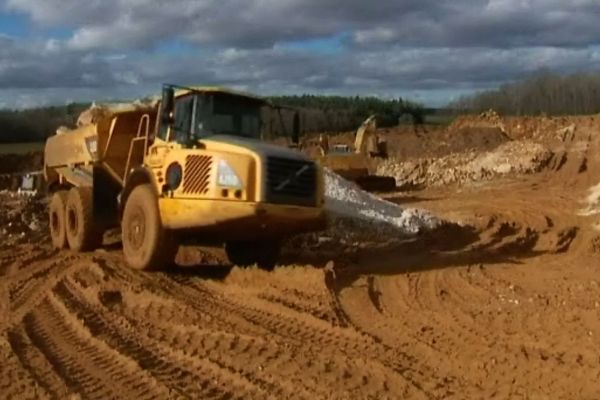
[121,184,177,271]
[225,240,281,271]
[66,187,102,252]
[49,191,69,249]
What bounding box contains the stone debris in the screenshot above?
[288,170,440,253]
[377,140,553,189]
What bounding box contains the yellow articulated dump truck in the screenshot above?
[44,85,326,270]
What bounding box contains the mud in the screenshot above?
[3,113,600,398]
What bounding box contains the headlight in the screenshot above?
[166,162,183,190]
[217,159,242,188]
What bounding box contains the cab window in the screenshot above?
[171,95,194,142]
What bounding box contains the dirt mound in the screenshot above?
[378,140,553,189]
[449,109,507,132]
[76,101,158,127]
[449,110,600,143]
[310,124,510,162]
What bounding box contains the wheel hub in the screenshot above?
[128,207,146,251]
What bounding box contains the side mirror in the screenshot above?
[161,86,175,125]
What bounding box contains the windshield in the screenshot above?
[198,93,261,139]
[170,92,262,143]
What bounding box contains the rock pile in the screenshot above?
[378,140,553,189]
[288,170,439,254]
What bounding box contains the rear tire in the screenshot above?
[49,191,68,249]
[225,240,281,271]
[121,184,178,271]
[66,187,103,251]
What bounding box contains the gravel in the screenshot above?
[378,140,553,189]
[324,169,439,235]
[286,170,440,255]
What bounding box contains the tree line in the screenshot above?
[0,95,427,143]
[0,103,88,143]
[268,94,426,125]
[452,71,600,116]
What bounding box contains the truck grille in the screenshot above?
[266,156,317,207]
[183,155,212,195]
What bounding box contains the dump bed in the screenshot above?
[44,104,157,187]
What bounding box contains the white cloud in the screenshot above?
[1,0,599,107]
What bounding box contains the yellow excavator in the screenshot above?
[313,115,396,192]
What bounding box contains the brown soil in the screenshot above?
[3,113,600,399]
[299,124,510,161]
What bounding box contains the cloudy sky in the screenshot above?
[0,0,599,108]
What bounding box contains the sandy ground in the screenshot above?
[2,114,600,399]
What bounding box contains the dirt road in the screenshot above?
[3,114,600,399]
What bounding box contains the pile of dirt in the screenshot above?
[449,110,600,143]
[450,109,507,132]
[75,100,158,127]
[305,124,510,161]
[385,126,510,161]
[378,140,553,189]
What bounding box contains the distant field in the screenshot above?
[425,114,457,126]
[0,142,44,155]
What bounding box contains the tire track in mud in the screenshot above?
[52,278,265,400]
[0,245,54,276]
[117,299,319,399]
[119,285,390,399]
[339,258,592,398]
[6,252,84,326]
[88,271,306,399]
[136,272,409,397]
[362,176,599,398]
[172,277,449,398]
[0,336,51,400]
[7,325,72,399]
[23,291,175,400]
[106,265,358,398]
[90,257,443,398]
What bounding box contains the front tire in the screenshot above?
[225,240,282,271]
[65,187,102,251]
[121,184,177,271]
[49,191,69,249]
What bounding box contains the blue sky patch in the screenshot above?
[282,33,349,54]
[0,12,28,37]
